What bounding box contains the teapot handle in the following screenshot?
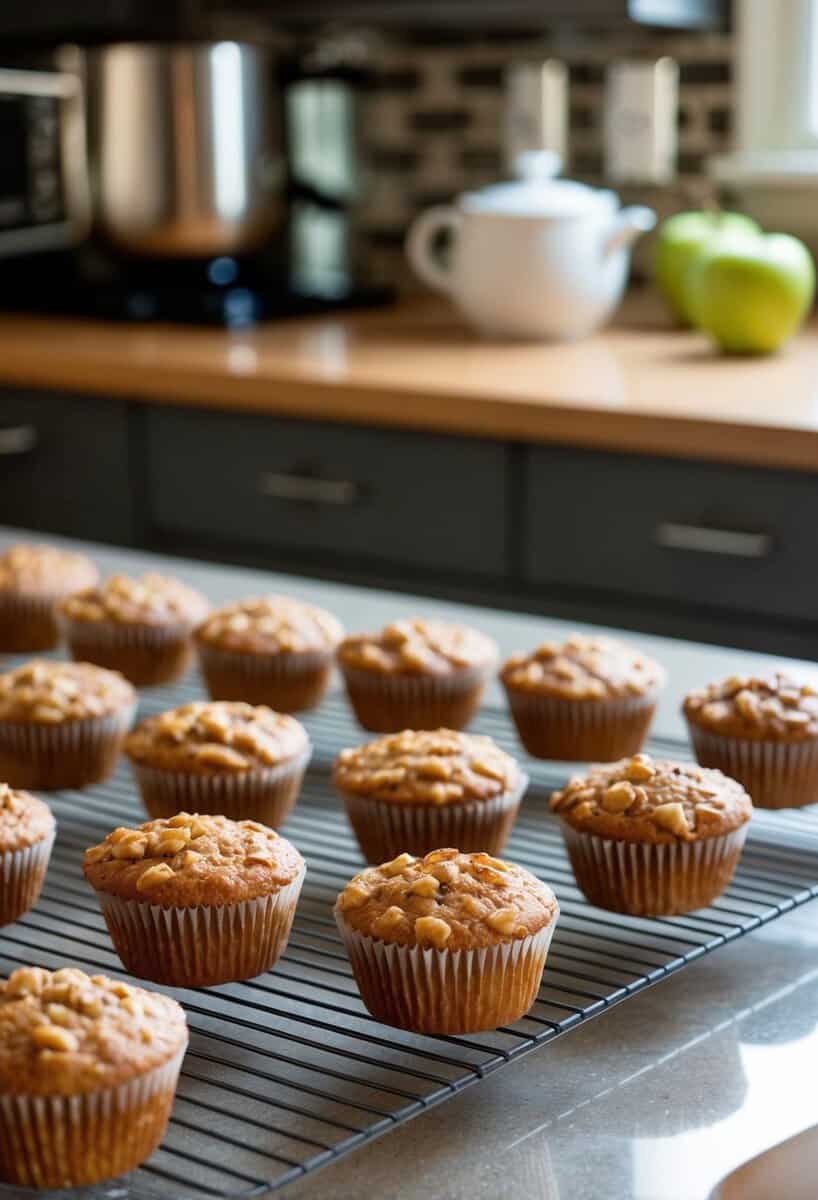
[406,206,460,293]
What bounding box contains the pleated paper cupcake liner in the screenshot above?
[131,747,311,827]
[503,687,657,762]
[0,827,55,927]
[337,916,557,1034]
[687,722,818,809]
[0,1043,186,1189]
[559,822,749,916]
[97,867,305,987]
[339,663,492,733]
[63,616,197,687]
[339,774,528,863]
[0,591,62,653]
[197,644,334,712]
[0,704,136,791]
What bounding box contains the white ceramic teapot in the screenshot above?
[406,152,656,341]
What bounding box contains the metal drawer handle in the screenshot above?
[0,425,38,456]
[258,472,360,506]
[654,521,773,559]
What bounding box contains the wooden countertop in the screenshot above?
[3,295,818,470]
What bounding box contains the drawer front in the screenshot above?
[0,390,134,543]
[523,447,818,623]
[145,408,508,576]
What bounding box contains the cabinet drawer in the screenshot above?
[523,447,818,623]
[145,409,508,576]
[0,390,134,544]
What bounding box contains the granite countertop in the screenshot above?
[1,527,817,1200]
[2,297,818,470]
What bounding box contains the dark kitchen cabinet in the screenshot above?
[0,390,135,545]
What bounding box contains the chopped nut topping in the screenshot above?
[0,660,134,723]
[32,1024,79,1053]
[408,875,440,897]
[502,634,663,701]
[196,595,342,653]
[381,853,416,877]
[61,573,208,627]
[414,916,452,948]
[125,700,309,772]
[0,783,53,851]
[485,908,523,937]
[684,673,818,740]
[137,862,176,891]
[0,543,97,596]
[338,618,497,676]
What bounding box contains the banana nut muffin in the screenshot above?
[0,542,98,652]
[195,594,343,712]
[338,618,498,732]
[550,753,752,915]
[335,848,558,1033]
[84,813,306,986]
[0,660,135,790]
[0,966,187,1188]
[501,632,664,761]
[0,783,55,925]
[334,728,525,861]
[684,672,818,808]
[125,700,310,826]
[61,572,209,686]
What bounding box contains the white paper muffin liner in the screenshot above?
[0,590,62,653]
[687,722,818,809]
[339,662,493,732]
[559,823,749,916]
[503,688,658,762]
[96,866,306,986]
[63,616,197,686]
[0,1042,186,1189]
[197,644,335,712]
[0,703,136,791]
[337,914,557,1034]
[130,746,312,827]
[0,826,55,926]
[339,773,528,863]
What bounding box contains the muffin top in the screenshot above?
[125,701,309,774]
[83,813,304,906]
[0,542,98,597]
[501,633,663,700]
[338,618,497,677]
[0,783,54,852]
[333,729,522,806]
[195,595,343,655]
[335,849,557,950]
[0,967,187,1096]
[684,673,818,742]
[0,660,135,724]
[549,754,752,843]
[61,572,208,628]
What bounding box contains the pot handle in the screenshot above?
[406,206,461,294]
[603,205,657,256]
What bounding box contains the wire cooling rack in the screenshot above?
[2,674,818,1199]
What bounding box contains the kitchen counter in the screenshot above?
[2,296,818,471]
[2,525,817,1200]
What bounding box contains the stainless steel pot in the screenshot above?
[82,42,284,257]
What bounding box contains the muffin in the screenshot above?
[501,633,663,761]
[0,783,55,925]
[84,813,306,987]
[338,618,498,732]
[0,966,187,1189]
[334,728,526,863]
[0,542,97,653]
[0,660,135,790]
[684,672,818,809]
[125,700,311,827]
[60,572,209,686]
[195,595,343,712]
[550,754,752,915]
[335,848,558,1034]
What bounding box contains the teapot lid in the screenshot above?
[462,151,617,216]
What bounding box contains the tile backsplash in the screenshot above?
[346,27,735,290]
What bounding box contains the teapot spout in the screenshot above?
[603,206,657,256]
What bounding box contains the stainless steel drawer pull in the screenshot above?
[258,472,360,506]
[654,521,772,559]
[0,425,37,456]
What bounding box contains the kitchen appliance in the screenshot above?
[406,153,655,341]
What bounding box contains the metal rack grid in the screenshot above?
[2,676,818,1199]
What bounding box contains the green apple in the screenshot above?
[688,231,815,354]
[654,210,760,325]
